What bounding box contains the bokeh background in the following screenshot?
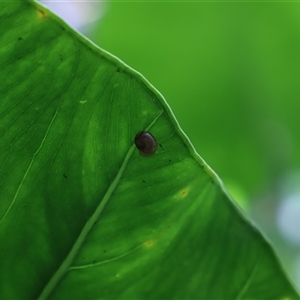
[41,0,300,291]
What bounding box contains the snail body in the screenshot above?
[134,131,157,157]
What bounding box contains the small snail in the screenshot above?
[134,131,158,157]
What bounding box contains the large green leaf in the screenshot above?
[0,1,298,299]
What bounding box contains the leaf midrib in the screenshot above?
[37,111,163,299]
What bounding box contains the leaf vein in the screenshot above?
[37,110,163,299]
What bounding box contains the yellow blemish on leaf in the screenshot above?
[181,190,187,197]
[37,9,47,19]
[144,240,155,248]
[79,100,87,104]
[175,186,191,200]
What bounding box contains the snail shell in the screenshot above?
[134,131,157,157]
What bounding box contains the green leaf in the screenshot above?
[0,1,298,299]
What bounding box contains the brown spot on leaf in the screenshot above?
[37,9,47,19]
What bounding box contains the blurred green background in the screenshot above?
[42,0,300,291]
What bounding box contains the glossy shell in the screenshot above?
[134,131,158,157]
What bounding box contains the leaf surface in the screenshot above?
[0,1,298,299]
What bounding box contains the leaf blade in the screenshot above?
[0,1,298,299]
